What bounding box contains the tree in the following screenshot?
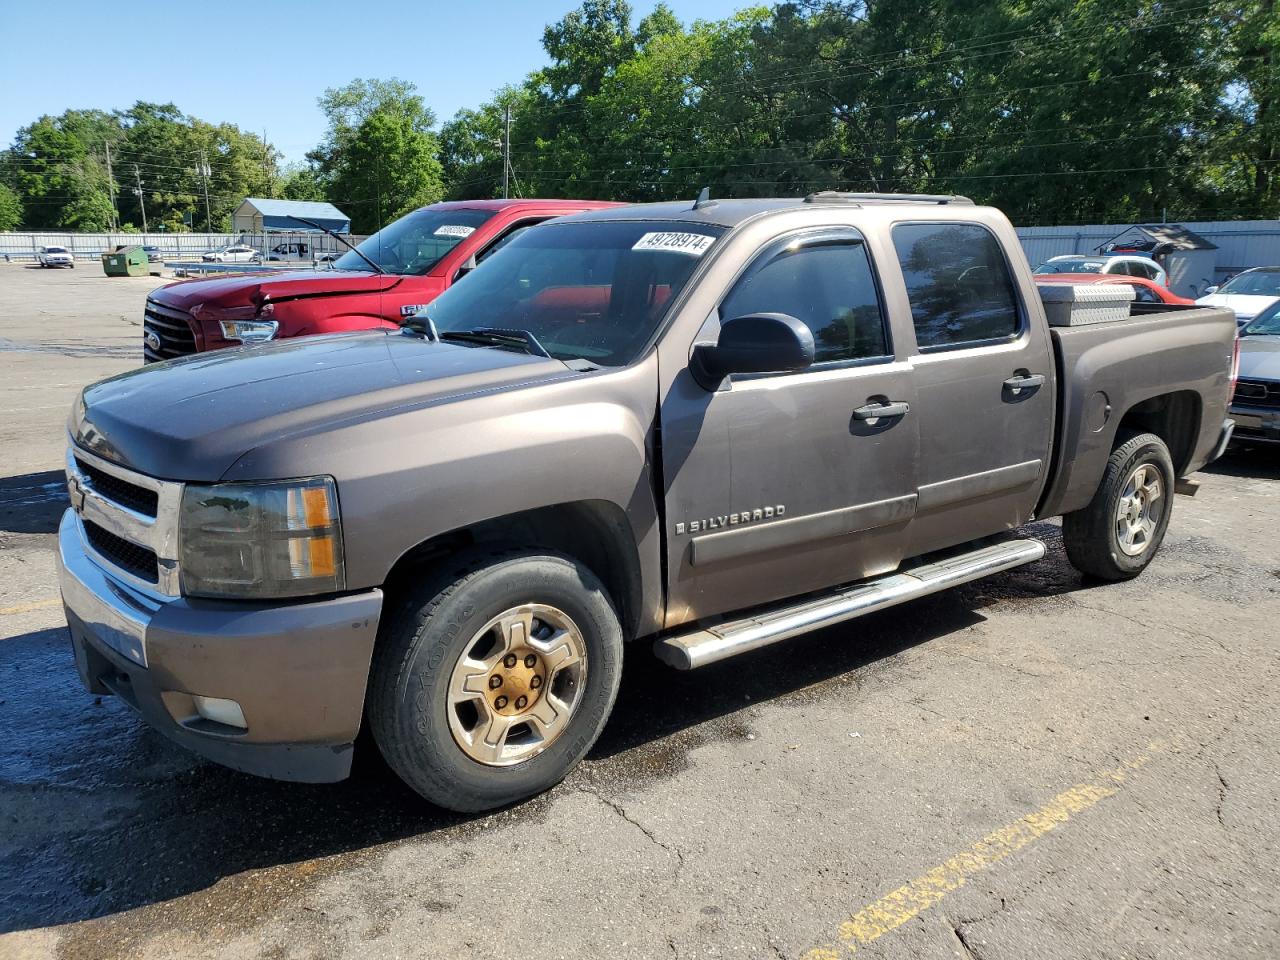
[0,182,21,230]
[278,164,326,201]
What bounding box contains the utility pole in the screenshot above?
[196,152,213,231]
[104,142,118,231]
[132,164,148,233]
[502,103,512,200]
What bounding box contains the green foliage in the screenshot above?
[0,182,21,230]
[279,164,326,201]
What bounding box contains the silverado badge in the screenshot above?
[676,505,785,535]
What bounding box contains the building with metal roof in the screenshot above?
[232,198,351,235]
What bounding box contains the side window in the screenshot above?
[1131,283,1158,303]
[890,222,1021,350]
[720,236,889,365]
[478,221,541,265]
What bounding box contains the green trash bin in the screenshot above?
[101,244,149,277]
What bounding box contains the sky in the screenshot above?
[1,0,749,166]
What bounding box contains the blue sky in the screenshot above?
[1,0,748,165]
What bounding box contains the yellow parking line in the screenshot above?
[0,598,61,616]
[802,748,1159,958]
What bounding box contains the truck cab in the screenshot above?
[142,199,619,362]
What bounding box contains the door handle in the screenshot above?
[1003,373,1046,393]
[852,400,910,420]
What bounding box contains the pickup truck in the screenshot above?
[58,194,1237,812]
[142,198,617,362]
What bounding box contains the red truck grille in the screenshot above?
[1234,378,1280,409]
[143,299,197,363]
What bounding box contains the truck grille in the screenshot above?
[74,457,158,517]
[1234,378,1280,409]
[83,519,160,584]
[143,299,197,363]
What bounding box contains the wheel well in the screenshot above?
[1114,390,1201,476]
[381,501,643,638]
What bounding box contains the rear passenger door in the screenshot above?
[889,221,1054,558]
[660,228,920,625]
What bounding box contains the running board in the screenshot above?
[654,538,1046,670]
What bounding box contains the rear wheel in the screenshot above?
[368,548,623,811]
[1063,432,1175,581]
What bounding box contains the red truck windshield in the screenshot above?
[333,208,496,275]
[424,219,725,366]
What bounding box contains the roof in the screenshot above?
[237,198,350,233]
[1098,223,1218,254]
[428,199,622,212]
[551,194,978,228]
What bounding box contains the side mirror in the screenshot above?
[1203,285,1219,295]
[691,313,815,390]
[454,255,478,282]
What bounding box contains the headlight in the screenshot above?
[179,477,344,599]
[219,319,278,343]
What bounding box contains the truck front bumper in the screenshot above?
[56,510,383,783]
[1229,403,1280,445]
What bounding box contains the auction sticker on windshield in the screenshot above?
[434,225,477,238]
[632,232,716,255]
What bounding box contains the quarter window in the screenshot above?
[891,222,1021,350]
[720,236,889,365]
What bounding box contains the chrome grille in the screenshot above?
[66,445,183,596]
[143,298,197,363]
[1234,378,1280,409]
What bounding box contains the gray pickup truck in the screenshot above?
[57,194,1237,811]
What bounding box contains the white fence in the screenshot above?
[0,231,365,262]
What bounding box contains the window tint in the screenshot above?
[478,222,539,264]
[1130,283,1158,303]
[720,238,888,364]
[891,223,1021,349]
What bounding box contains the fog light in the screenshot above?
[192,695,247,730]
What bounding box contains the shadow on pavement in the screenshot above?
[0,531,1085,935]
[1201,444,1280,480]
[0,470,67,535]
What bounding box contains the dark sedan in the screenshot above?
[1230,300,1280,444]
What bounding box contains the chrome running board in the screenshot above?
[654,538,1045,670]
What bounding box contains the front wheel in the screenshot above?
[1063,432,1175,581]
[368,548,623,811]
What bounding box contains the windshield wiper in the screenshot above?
[438,327,551,359]
[282,215,384,275]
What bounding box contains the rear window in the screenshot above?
[891,222,1021,350]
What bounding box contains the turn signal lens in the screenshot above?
[179,477,344,599]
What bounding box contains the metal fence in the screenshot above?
[0,231,367,262]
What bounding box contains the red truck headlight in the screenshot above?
[219,319,279,343]
[179,477,345,599]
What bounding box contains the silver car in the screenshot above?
[1230,300,1280,444]
[37,245,75,268]
[201,244,262,264]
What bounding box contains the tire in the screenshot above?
[368,547,624,812]
[1063,431,1175,581]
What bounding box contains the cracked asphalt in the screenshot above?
[1,264,1278,959]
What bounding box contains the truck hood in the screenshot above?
[1238,336,1280,381]
[72,331,577,480]
[1196,293,1279,323]
[151,270,405,310]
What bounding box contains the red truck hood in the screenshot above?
[151,270,408,310]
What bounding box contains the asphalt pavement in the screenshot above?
[1,263,1277,960]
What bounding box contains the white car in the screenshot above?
[1196,266,1280,328]
[202,244,262,264]
[37,245,75,268]
[1034,254,1167,287]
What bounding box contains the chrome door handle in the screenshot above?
[1003,373,1046,393]
[852,400,910,420]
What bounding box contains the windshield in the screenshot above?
[46,247,67,253]
[333,208,496,275]
[423,219,725,365]
[1035,257,1106,274]
[1217,270,1280,297]
[1242,300,1280,334]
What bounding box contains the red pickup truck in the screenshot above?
[142,199,618,362]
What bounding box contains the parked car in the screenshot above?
[268,241,310,261]
[201,244,262,264]
[1229,299,1280,444]
[143,199,619,362]
[1033,273,1196,305]
[1197,266,1280,328]
[1034,253,1168,287]
[58,194,1237,811]
[37,245,74,268]
[142,246,162,263]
